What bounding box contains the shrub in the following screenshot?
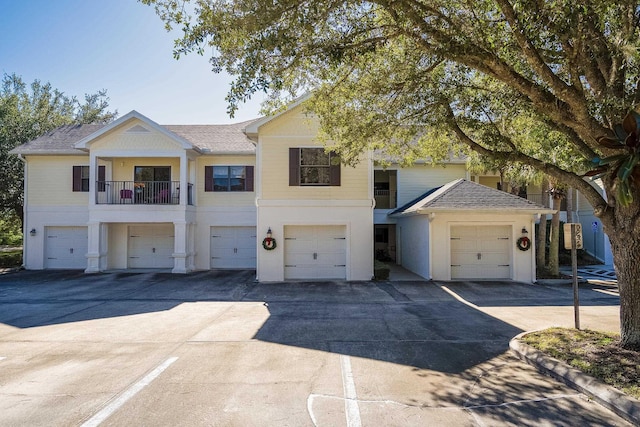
[0,250,22,268]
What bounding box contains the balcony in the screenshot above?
[95,181,193,205]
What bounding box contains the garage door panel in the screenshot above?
[451,225,511,280]
[129,225,174,269]
[45,227,88,269]
[284,225,346,280]
[211,226,256,269]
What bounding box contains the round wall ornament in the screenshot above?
[516,236,531,251]
[262,237,277,250]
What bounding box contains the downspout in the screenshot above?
[18,154,27,269]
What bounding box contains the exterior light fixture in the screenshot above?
[30,228,36,236]
[521,227,528,235]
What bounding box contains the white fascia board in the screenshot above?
[74,110,199,152]
[416,207,557,215]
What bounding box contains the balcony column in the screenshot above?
[85,221,102,273]
[180,153,188,205]
[89,153,98,206]
[172,220,188,274]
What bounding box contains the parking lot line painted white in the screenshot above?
[0,357,5,362]
[340,355,362,427]
[593,288,619,297]
[81,356,178,427]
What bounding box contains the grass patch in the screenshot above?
[522,327,640,400]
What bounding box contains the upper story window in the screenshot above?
[289,148,341,186]
[72,165,105,192]
[204,166,254,192]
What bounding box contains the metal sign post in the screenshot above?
[564,223,582,329]
[571,224,580,329]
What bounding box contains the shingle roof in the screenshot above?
[390,179,552,215]
[166,119,258,154]
[10,118,260,155]
[9,124,106,155]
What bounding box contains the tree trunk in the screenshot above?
[608,230,640,349]
[548,195,562,276]
[566,188,573,224]
[536,178,549,270]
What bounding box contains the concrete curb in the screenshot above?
[510,332,640,426]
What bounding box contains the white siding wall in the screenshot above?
[257,203,373,281]
[23,207,89,270]
[429,212,537,283]
[396,215,430,279]
[396,164,467,206]
[194,206,257,270]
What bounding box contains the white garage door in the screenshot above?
[211,226,257,269]
[451,225,511,279]
[45,226,88,269]
[128,225,174,269]
[284,225,346,280]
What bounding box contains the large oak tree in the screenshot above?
[0,74,117,224]
[143,0,640,348]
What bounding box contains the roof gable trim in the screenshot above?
[74,110,198,152]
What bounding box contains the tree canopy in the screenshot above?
[0,73,117,220]
[143,0,640,347]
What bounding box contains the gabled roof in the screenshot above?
[390,179,555,216]
[243,93,311,140]
[74,110,196,151]
[10,111,260,156]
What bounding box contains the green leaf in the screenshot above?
[618,155,640,182]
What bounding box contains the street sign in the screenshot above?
[563,223,583,249]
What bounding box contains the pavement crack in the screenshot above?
[375,282,411,302]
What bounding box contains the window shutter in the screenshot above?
[245,166,254,191]
[97,165,106,192]
[329,152,341,186]
[204,166,213,192]
[72,166,82,192]
[289,148,300,186]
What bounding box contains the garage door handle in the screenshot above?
[152,248,156,253]
[313,253,317,260]
[477,253,482,260]
[70,248,73,254]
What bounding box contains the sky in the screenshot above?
[0,0,265,124]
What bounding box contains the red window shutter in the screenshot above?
[204,166,213,192]
[289,148,300,186]
[72,166,82,192]
[245,166,254,191]
[97,165,106,192]
[329,152,341,186]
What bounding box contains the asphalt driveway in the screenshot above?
[0,270,628,426]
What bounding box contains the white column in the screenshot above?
[172,220,188,273]
[89,153,98,206]
[85,221,101,273]
[180,154,188,205]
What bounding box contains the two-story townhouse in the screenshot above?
[12,111,259,275]
[245,101,374,281]
[11,103,374,281]
[13,98,556,283]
